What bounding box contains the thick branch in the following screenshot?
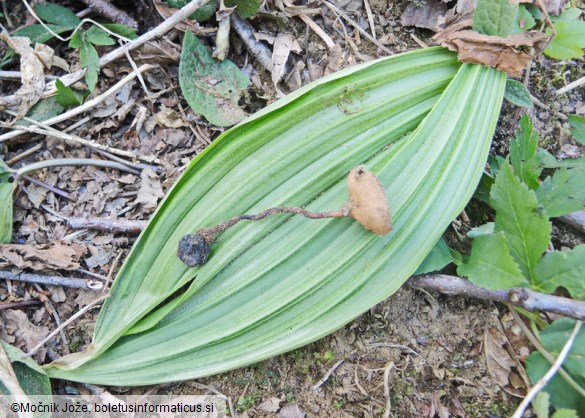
[408,274,585,321]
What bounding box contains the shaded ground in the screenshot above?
[0,0,583,416]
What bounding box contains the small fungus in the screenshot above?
[177,165,392,267]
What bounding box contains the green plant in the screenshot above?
[457,116,584,415]
[40,45,505,385]
[14,2,137,92]
[167,0,260,22]
[458,115,585,298]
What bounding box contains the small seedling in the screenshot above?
[177,165,392,266]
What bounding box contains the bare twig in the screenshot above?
[383,361,394,418]
[363,0,376,39]
[230,14,274,72]
[22,174,73,200]
[556,76,585,96]
[283,0,335,50]
[3,119,160,165]
[312,359,344,390]
[12,157,140,178]
[408,274,585,321]
[68,217,147,234]
[78,0,137,28]
[0,299,43,310]
[0,64,154,143]
[0,270,104,290]
[24,294,109,358]
[322,1,392,55]
[5,143,43,165]
[510,320,582,418]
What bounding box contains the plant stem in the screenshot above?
[197,206,348,242]
[14,158,140,178]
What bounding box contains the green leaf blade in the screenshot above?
[473,0,518,37]
[509,114,540,189]
[489,160,551,282]
[568,114,585,145]
[35,2,80,28]
[526,318,585,417]
[505,79,533,108]
[78,39,100,92]
[179,31,250,127]
[545,20,585,60]
[0,160,14,244]
[45,56,506,386]
[535,245,585,300]
[536,167,585,217]
[458,233,528,290]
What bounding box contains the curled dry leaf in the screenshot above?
[0,242,81,271]
[345,165,392,235]
[433,19,549,78]
[0,34,47,120]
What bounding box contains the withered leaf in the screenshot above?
[0,34,47,120]
[433,19,549,77]
[0,242,81,271]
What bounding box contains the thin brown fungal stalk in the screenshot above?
[196,206,348,242]
[177,165,393,267]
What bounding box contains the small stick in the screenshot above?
[312,359,345,390]
[68,217,147,234]
[510,320,582,418]
[322,0,392,55]
[363,0,376,40]
[0,64,154,144]
[408,274,585,321]
[283,0,336,50]
[3,120,160,165]
[383,361,395,418]
[24,294,109,357]
[0,270,104,290]
[0,299,43,310]
[22,175,73,200]
[78,0,138,28]
[12,157,141,178]
[230,14,274,72]
[5,143,43,165]
[556,75,585,96]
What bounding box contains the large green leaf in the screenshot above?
[45,49,506,385]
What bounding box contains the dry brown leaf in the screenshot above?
[0,309,50,360]
[484,313,529,397]
[345,166,392,235]
[400,0,450,32]
[433,20,549,78]
[0,34,47,120]
[136,168,164,210]
[258,397,281,413]
[271,33,301,85]
[0,242,81,270]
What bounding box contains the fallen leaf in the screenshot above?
[433,19,549,77]
[271,33,301,85]
[0,242,81,270]
[0,34,47,119]
[0,309,50,360]
[279,404,306,418]
[401,0,450,32]
[136,168,164,210]
[258,397,281,413]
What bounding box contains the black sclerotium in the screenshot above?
[177,233,211,267]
